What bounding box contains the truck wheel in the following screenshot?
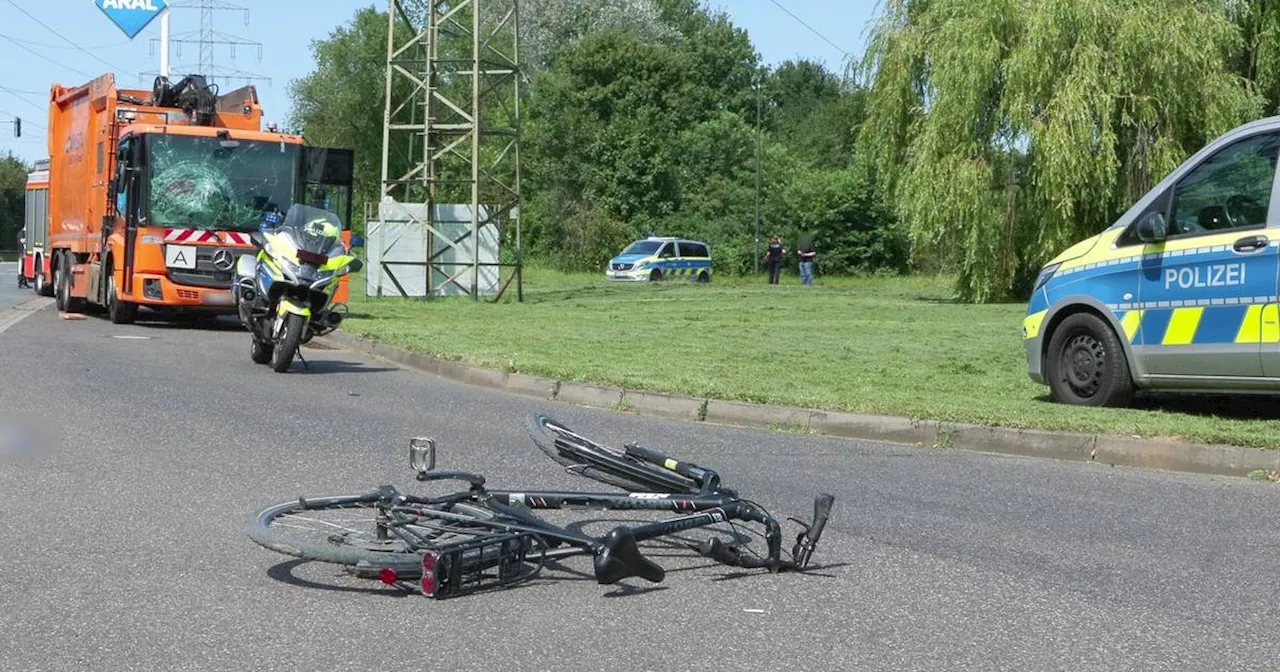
[270,313,306,372]
[54,253,83,313]
[106,265,137,325]
[34,256,50,296]
[1046,312,1133,407]
[54,254,67,311]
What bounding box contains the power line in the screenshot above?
[0,33,129,51]
[0,107,44,130]
[0,34,94,78]
[0,88,47,120]
[3,0,127,73]
[765,0,849,57]
[0,85,42,96]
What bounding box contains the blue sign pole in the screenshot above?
[94,0,169,40]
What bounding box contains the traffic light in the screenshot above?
[11,117,18,138]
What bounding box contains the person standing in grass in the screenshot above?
[763,234,785,284]
[796,234,816,286]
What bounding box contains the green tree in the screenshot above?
[519,0,679,70]
[288,7,417,232]
[0,153,28,251]
[764,59,866,168]
[858,0,1265,302]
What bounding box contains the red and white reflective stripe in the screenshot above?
[223,232,252,245]
[163,229,217,243]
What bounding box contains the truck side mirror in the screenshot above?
[1135,211,1167,243]
[349,234,365,248]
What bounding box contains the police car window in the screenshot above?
[622,240,662,255]
[680,242,707,257]
[1169,131,1280,237]
[658,244,675,258]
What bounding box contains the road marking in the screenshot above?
[0,297,54,336]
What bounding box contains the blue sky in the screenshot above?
[0,0,880,165]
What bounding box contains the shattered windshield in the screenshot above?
[147,134,298,232]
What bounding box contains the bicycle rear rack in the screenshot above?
[358,531,543,599]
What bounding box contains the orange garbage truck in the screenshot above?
[30,72,354,323]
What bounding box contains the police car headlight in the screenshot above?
[1034,263,1061,290]
[633,261,648,270]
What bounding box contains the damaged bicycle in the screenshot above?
[246,413,835,598]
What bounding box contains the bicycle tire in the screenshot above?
[527,413,695,493]
[246,491,502,568]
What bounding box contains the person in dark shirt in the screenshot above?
[763,234,785,284]
[797,234,816,286]
[16,227,29,288]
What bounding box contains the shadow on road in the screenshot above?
[1033,391,1280,421]
[111,312,245,332]
[265,559,416,598]
[291,359,399,375]
[265,557,543,599]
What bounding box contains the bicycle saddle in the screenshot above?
[593,526,666,585]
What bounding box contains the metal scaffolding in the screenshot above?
[372,0,523,301]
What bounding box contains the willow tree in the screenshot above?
[858,0,1268,302]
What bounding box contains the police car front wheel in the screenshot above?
[1046,312,1133,407]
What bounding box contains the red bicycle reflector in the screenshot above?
[421,551,439,597]
[378,568,398,585]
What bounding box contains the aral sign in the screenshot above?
[94,0,168,39]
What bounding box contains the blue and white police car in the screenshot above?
[605,236,712,283]
[1025,116,1280,406]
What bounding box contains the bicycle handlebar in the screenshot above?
[696,493,835,572]
[697,537,795,571]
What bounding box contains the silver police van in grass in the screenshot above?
[1025,116,1280,406]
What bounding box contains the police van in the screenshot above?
[605,236,712,282]
[1025,116,1280,406]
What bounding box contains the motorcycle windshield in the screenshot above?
[274,204,347,259]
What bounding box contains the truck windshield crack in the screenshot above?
[149,135,298,232]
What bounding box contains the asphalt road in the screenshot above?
[3,305,1280,671]
[0,262,34,310]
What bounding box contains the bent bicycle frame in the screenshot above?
[363,479,787,592]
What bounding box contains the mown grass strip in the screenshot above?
[344,268,1280,449]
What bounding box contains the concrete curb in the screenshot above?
[0,296,55,335]
[314,330,1280,479]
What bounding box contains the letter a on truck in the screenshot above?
[1024,117,1280,406]
[32,72,354,324]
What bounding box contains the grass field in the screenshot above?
[343,268,1280,449]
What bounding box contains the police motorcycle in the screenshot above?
[232,203,364,372]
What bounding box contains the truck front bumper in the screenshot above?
[126,274,236,309]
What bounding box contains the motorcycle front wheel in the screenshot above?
[270,312,306,372]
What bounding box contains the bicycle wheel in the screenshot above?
[527,413,697,493]
[246,491,501,568]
